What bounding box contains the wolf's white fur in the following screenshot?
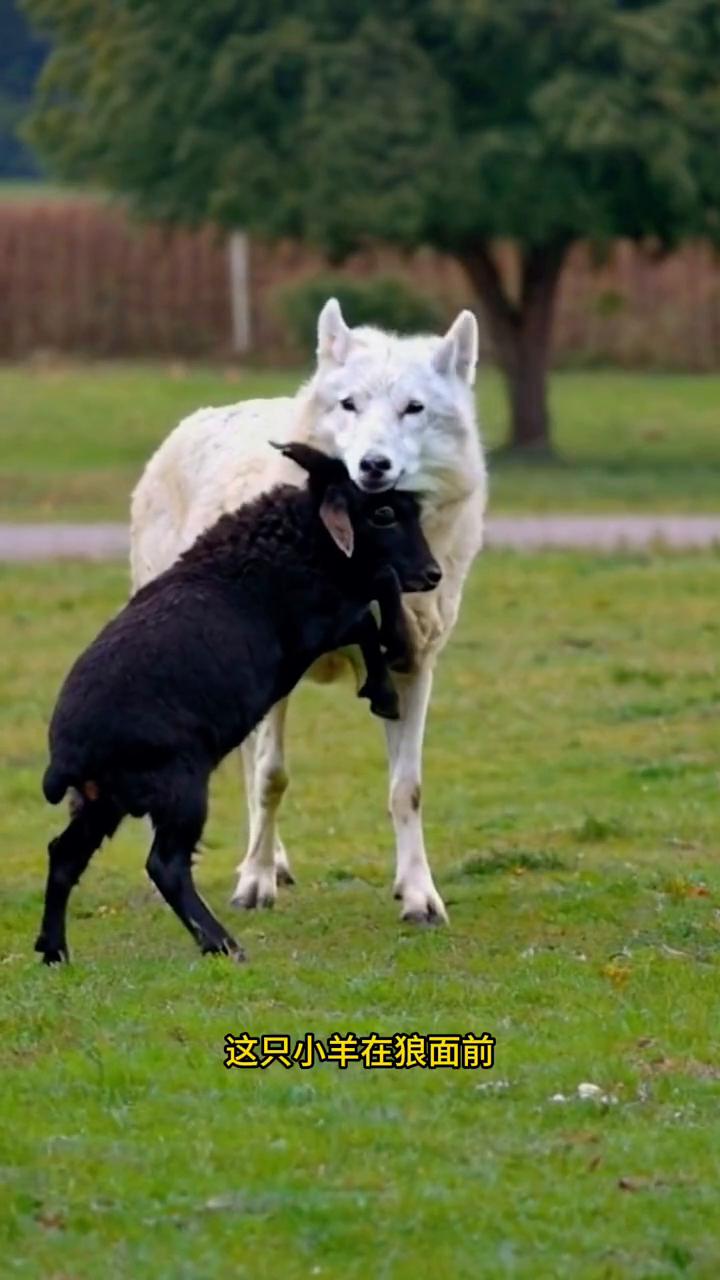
[130,300,487,923]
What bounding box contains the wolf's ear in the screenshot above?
[432,310,479,386]
[317,297,352,365]
[319,486,354,558]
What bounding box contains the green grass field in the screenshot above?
[2,551,720,1277]
[0,180,100,202]
[1,364,720,521]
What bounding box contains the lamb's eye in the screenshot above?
[404,401,424,415]
[340,396,357,412]
[370,506,397,528]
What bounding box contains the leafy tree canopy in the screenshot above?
[0,0,48,177]
[25,0,720,252]
[23,0,720,447]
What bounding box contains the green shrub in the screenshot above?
[278,274,444,355]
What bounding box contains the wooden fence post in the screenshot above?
[228,231,251,355]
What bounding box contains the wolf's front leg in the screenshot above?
[384,662,448,925]
[232,698,293,910]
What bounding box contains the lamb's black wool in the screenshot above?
[37,443,440,965]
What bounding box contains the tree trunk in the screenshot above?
[503,327,551,450]
[461,241,569,452]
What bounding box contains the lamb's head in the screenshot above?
[273,442,441,594]
[307,298,484,500]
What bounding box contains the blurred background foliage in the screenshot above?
[18,0,720,448]
[278,275,443,356]
[0,0,47,177]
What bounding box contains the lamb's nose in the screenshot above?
[359,453,393,476]
[424,565,442,588]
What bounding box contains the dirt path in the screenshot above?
[484,515,720,550]
[0,523,130,562]
[2,516,720,562]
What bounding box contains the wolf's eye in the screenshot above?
[370,506,397,528]
[404,401,424,415]
[340,396,357,412]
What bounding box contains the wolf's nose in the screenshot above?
[359,453,393,477]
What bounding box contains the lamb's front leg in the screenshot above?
[372,565,414,674]
[351,613,400,721]
[232,698,292,910]
[384,662,448,925]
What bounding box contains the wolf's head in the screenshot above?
[305,299,485,501]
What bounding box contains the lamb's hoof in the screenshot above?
[35,937,68,965]
[276,865,296,888]
[202,939,246,963]
[394,882,448,926]
[231,872,276,911]
[358,680,400,721]
[371,697,400,721]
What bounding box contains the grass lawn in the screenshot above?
[1,364,720,522]
[0,180,100,203]
[2,550,720,1277]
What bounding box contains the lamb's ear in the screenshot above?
[319,486,354,558]
[271,440,348,486]
[432,310,479,386]
[317,297,352,365]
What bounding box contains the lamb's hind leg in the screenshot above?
[147,778,243,960]
[35,794,123,964]
[232,699,291,910]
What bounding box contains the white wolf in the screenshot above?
[130,299,487,923]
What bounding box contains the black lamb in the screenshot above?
[37,443,441,964]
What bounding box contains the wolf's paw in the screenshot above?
[393,878,448,926]
[231,866,277,911]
